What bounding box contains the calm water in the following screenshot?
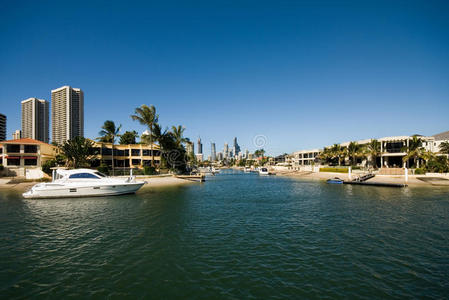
[0,170,448,299]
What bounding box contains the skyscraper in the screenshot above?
[21,98,49,143]
[0,113,6,141]
[223,143,229,159]
[51,86,84,144]
[211,142,216,161]
[233,137,241,157]
[197,137,203,154]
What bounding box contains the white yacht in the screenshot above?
[258,167,270,175]
[23,169,145,199]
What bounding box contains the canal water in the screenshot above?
[0,169,448,299]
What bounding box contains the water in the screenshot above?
[0,169,448,299]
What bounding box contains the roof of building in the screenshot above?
[433,130,449,141]
[0,138,50,145]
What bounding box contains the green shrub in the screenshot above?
[414,168,426,175]
[0,164,4,171]
[425,156,449,173]
[42,160,56,175]
[319,167,349,173]
[144,166,156,175]
[97,163,109,175]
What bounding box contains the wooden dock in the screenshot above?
[343,181,407,188]
[343,173,407,187]
[175,175,205,182]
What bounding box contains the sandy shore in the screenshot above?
[274,170,449,187]
[0,175,196,193]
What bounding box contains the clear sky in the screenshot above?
[1,0,448,156]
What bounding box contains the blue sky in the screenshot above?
[1,0,448,155]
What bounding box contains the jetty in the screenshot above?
[175,174,205,182]
[343,173,407,188]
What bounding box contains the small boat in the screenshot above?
[327,177,344,184]
[244,167,252,173]
[258,167,270,175]
[23,168,145,199]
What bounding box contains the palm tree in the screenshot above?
[439,141,449,155]
[402,136,424,168]
[330,144,346,166]
[171,125,188,147]
[131,105,159,167]
[60,137,95,168]
[317,147,330,164]
[98,120,122,175]
[347,141,362,166]
[367,139,381,168]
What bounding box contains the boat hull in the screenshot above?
[23,182,145,199]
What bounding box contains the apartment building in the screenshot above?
[51,86,84,144]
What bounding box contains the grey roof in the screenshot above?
[433,130,449,141]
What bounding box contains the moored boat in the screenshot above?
[327,177,344,184]
[23,169,145,199]
[258,167,270,175]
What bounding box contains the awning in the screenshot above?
[23,156,37,159]
[6,156,20,159]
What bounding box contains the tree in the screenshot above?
[367,139,381,168]
[330,144,346,166]
[317,147,331,164]
[347,141,362,166]
[254,149,265,158]
[439,141,449,155]
[131,105,159,167]
[425,156,449,173]
[60,137,95,168]
[119,130,138,145]
[170,125,188,147]
[98,120,122,175]
[98,120,121,143]
[402,135,424,168]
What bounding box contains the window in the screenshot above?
[7,158,20,166]
[131,149,141,156]
[94,172,107,177]
[6,145,20,153]
[24,159,37,166]
[142,149,151,156]
[102,148,112,155]
[24,145,37,153]
[132,159,141,165]
[69,173,100,179]
[0,148,2,154]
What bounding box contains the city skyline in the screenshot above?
[1,1,449,154]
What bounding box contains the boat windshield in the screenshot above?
[94,172,107,177]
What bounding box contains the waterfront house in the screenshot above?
[0,138,57,177]
[92,142,161,168]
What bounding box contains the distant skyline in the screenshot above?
[1,1,448,155]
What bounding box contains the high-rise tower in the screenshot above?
[197,137,203,154]
[211,142,216,161]
[0,113,6,141]
[51,86,84,144]
[21,98,49,143]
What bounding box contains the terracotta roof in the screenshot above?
[0,138,50,145]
